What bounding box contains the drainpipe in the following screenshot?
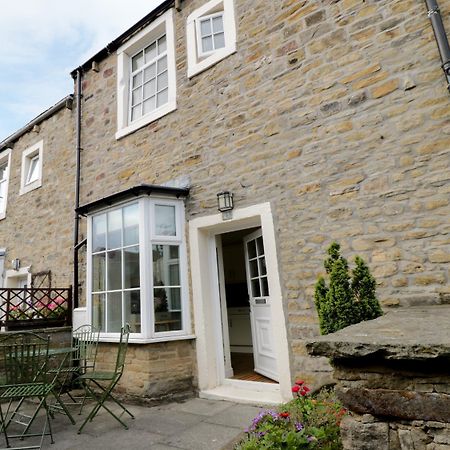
[73,68,83,309]
[425,0,450,92]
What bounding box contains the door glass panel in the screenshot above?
[256,236,264,256]
[251,279,261,298]
[107,209,122,249]
[107,292,122,332]
[124,291,141,333]
[155,205,176,236]
[249,259,258,278]
[107,251,122,291]
[261,277,269,297]
[92,294,105,332]
[92,214,106,253]
[124,246,140,289]
[259,256,267,276]
[247,240,257,259]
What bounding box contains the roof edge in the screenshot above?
[70,0,175,78]
[0,95,74,152]
[76,184,190,215]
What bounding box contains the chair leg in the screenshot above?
[0,401,11,449]
[50,390,76,425]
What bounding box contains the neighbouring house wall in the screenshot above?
[0,107,75,288]
[77,0,450,388]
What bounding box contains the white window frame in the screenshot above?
[20,140,43,195]
[86,196,191,343]
[186,0,237,78]
[196,12,226,58]
[0,149,12,220]
[116,8,177,140]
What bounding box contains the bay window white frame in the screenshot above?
[186,0,237,78]
[116,8,177,140]
[86,196,191,343]
[0,148,12,220]
[20,140,43,195]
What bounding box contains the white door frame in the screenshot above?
[189,202,292,401]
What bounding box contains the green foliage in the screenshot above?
[235,385,346,450]
[314,242,383,335]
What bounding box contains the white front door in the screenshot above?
[243,229,278,382]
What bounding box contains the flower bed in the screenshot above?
[235,382,347,450]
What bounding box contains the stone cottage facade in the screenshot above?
[0,0,449,404]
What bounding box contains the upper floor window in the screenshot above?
[187,0,237,78]
[87,197,190,342]
[20,140,43,195]
[0,149,11,220]
[116,9,176,140]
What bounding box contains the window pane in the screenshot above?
[202,36,213,53]
[132,72,142,88]
[124,246,140,289]
[200,18,211,36]
[259,256,267,276]
[143,97,155,114]
[212,15,224,33]
[214,32,225,49]
[131,105,142,122]
[155,204,176,236]
[143,80,156,99]
[92,293,105,332]
[107,250,122,291]
[144,63,156,82]
[144,42,157,62]
[157,56,167,74]
[92,214,106,253]
[107,292,122,333]
[0,165,7,181]
[132,51,144,71]
[247,240,256,259]
[123,203,139,246]
[158,35,167,54]
[157,71,168,91]
[249,259,258,278]
[92,253,106,292]
[154,288,182,332]
[107,209,122,249]
[124,291,141,333]
[153,245,179,286]
[132,88,142,107]
[26,157,39,184]
[157,89,168,107]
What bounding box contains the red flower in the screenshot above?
[295,379,305,386]
[279,412,290,418]
[300,390,307,396]
[292,385,300,393]
[302,386,310,393]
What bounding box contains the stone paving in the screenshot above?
[3,398,262,450]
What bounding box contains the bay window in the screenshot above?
[87,196,189,341]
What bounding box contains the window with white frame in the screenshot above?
[88,197,189,341]
[116,9,177,140]
[20,140,43,195]
[0,149,11,220]
[186,0,237,78]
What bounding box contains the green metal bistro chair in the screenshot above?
[48,324,99,414]
[0,332,53,450]
[77,324,134,433]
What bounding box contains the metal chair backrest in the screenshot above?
[0,332,50,385]
[73,324,99,372]
[114,324,130,376]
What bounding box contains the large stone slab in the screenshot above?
[306,306,450,361]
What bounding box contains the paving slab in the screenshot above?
[162,398,235,417]
[204,404,262,429]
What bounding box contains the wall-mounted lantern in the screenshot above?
[11,258,20,271]
[217,191,234,220]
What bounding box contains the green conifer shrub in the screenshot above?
[314,242,383,334]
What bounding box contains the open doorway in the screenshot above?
[219,228,278,384]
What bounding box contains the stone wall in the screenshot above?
[307,306,450,450]
[77,0,450,386]
[95,339,197,403]
[0,106,75,288]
